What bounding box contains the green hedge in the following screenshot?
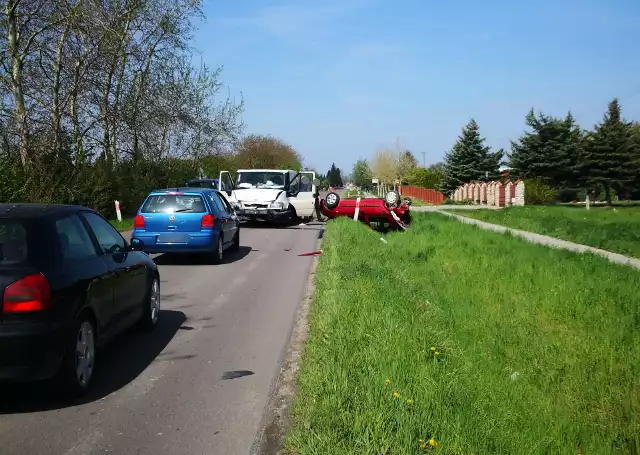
[0,156,199,218]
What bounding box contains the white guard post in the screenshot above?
[353,196,361,221]
[114,200,122,222]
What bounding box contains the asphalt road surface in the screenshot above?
[0,221,324,455]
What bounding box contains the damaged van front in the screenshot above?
[217,169,316,224]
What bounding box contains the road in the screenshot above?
[0,221,324,455]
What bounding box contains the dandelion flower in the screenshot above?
[429,439,438,447]
[406,399,413,405]
[429,346,436,351]
[385,378,391,385]
[393,392,400,399]
[434,351,440,356]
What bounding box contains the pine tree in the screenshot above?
[509,109,583,188]
[326,163,343,187]
[580,99,635,202]
[439,119,501,195]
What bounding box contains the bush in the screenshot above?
[404,167,443,189]
[0,153,202,218]
[523,178,557,204]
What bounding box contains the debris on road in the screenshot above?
[297,249,323,257]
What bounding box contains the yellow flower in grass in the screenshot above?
[393,391,400,399]
[406,399,413,406]
[429,346,436,351]
[434,351,440,356]
[429,438,438,447]
[385,378,391,385]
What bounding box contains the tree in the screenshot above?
[509,110,582,188]
[397,150,418,184]
[0,0,245,207]
[370,148,396,185]
[579,99,636,202]
[235,134,302,169]
[439,119,502,195]
[351,159,372,187]
[405,167,443,189]
[428,162,445,173]
[401,150,418,169]
[326,162,343,187]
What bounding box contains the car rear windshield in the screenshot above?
[0,221,29,267]
[141,194,207,213]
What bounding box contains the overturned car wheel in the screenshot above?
[385,190,400,208]
[324,191,341,210]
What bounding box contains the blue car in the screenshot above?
[132,188,240,263]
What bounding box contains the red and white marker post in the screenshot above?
[114,200,122,222]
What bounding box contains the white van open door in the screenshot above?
[288,171,316,217]
[218,171,237,204]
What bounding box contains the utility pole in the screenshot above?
[421,151,426,168]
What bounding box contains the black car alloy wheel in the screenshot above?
[60,312,96,395]
[140,276,160,330]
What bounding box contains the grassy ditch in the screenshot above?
[285,214,640,454]
[109,217,134,232]
[450,205,640,259]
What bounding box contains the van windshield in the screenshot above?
[236,172,286,189]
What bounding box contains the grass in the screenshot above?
[408,198,432,207]
[109,217,134,232]
[449,205,640,259]
[285,214,640,455]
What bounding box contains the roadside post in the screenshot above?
[353,196,361,221]
[114,200,122,222]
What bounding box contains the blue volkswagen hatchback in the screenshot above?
[132,188,240,263]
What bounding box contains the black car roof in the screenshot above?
[0,203,93,219]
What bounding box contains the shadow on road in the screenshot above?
[153,245,252,266]
[0,309,186,415]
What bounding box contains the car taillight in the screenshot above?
[201,214,215,229]
[3,273,52,313]
[134,214,145,229]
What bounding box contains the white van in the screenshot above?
[217,169,317,223]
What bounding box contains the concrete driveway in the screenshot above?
[0,222,324,455]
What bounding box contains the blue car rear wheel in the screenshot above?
[211,235,223,264]
[231,227,240,251]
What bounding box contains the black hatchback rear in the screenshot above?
[0,204,159,394]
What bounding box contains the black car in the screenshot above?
[184,178,219,189]
[0,204,160,394]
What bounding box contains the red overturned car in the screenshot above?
[318,190,412,230]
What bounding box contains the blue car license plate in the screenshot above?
[157,233,190,244]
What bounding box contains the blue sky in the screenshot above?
[193,0,640,174]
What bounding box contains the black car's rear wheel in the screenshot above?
[59,312,96,396]
[139,275,160,330]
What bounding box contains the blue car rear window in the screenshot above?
[141,195,207,214]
